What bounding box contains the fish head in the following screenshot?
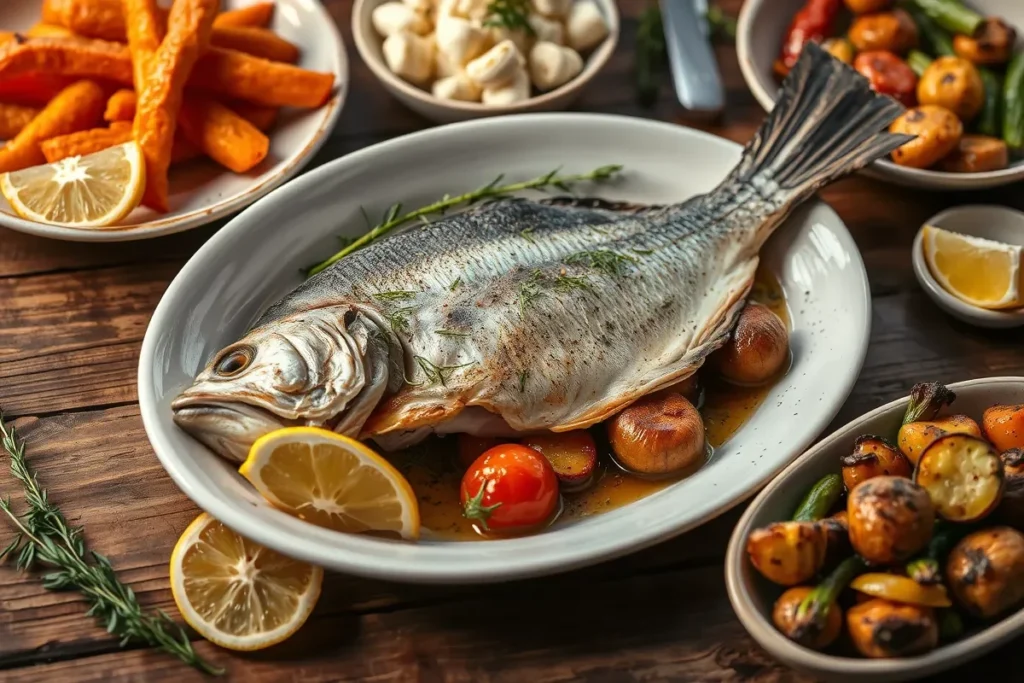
[171,305,401,461]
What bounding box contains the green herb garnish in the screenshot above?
[554,274,594,293]
[435,329,471,338]
[411,357,475,387]
[374,290,417,302]
[518,269,545,316]
[518,369,529,393]
[449,277,462,291]
[483,0,535,35]
[565,249,638,277]
[520,227,537,244]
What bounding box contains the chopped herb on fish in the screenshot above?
[632,248,654,255]
[384,307,415,333]
[412,356,476,387]
[307,165,624,277]
[518,269,545,316]
[565,249,638,277]
[449,277,461,291]
[374,290,417,302]
[518,369,529,393]
[435,329,471,338]
[554,275,594,293]
[520,227,536,244]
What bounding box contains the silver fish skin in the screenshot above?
[171,43,909,461]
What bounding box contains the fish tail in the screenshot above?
[724,42,910,202]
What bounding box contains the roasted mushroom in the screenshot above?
[916,56,985,121]
[747,520,831,586]
[848,9,918,54]
[953,17,1017,66]
[915,434,1003,522]
[898,414,982,465]
[847,476,935,565]
[714,302,790,386]
[847,599,939,658]
[946,527,1024,619]
[889,105,963,169]
[997,448,1024,529]
[773,586,843,649]
[840,435,912,491]
[607,393,706,475]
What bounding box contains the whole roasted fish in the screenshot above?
[172,44,908,462]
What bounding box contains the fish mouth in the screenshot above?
[171,394,289,463]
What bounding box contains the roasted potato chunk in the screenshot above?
[841,435,912,491]
[849,10,918,54]
[982,404,1024,452]
[847,476,935,565]
[953,18,1017,66]
[898,414,982,465]
[773,586,843,649]
[847,599,939,658]
[747,520,830,586]
[915,434,1003,522]
[889,105,963,169]
[946,527,1024,619]
[938,135,1010,173]
[998,448,1024,529]
[916,56,984,121]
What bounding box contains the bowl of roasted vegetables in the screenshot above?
[726,378,1024,681]
[737,0,1024,190]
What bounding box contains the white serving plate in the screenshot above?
[0,0,347,242]
[138,113,871,584]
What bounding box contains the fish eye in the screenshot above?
[215,347,253,376]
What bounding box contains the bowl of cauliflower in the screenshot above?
[353,0,619,122]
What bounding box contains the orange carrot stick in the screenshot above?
[210,26,298,63]
[129,0,219,212]
[42,0,127,42]
[39,121,132,163]
[0,37,133,85]
[0,80,105,173]
[103,88,135,122]
[214,3,275,29]
[104,91,277,132]
[177,98,269,173]
[0,103,41,140]
[25,24,76,39]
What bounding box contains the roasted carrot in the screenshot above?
[214,3,275,29]
[230,102,278,131]
[0,73,77,106]
[42,0,127,42]
[0,80,105,173]
[104,91,277,132]
[25,24,76,39]
[0,103,42,140]
[103,88,135,122]
[0,38,333,109]
[210,26,298,63]
[129,0,219,212]
[177,98,269,173]
[39,121,132,163]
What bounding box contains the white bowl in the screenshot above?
[0,0,347,242]
[913,204,1024,328]
[726,377,1024,683]
[352,0,618,124]
[736,0,1024,191]
[138,112,871,584]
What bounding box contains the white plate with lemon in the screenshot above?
[0,0,346,242]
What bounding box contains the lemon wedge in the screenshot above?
[170,513,322,651]
[922,225,1024,310]
[0,141,144,228]
[240,427,420,540]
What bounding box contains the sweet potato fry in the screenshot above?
[39,122,132,163]
[103,88,135,122]
[129,0,219,212]
[210,26,298,63]
[214,3,275,29]
[0,73,77,106]
[42,0,127,42]
[0,103,42,140]
[0,37,133,85]
[177,98,269,173]
[26,24,76,39]
[0,80,105,173]
[104,91,278,132]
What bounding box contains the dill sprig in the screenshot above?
[374,290,417,302]
[434,329,471,338]
[520,227,536,244]
[517,269,545,317]
[565,249,638,277]
[0,413,222,676]
[384,306,415,333]
[553,275,594,293]
[410,357,475,387]
[449,277,461,291]
[517,370,529,393]
[483,0,535,34]
[307,165,623,277]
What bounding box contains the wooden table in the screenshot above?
[2,1,1024,680]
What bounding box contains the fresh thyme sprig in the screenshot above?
[483,0,535,35]
[307,165,624,277]
[553,274,594,293]
[0,413,222,676]
[384,306,415,333]
[410,356,476,387]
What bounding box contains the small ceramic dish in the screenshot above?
[736,0,1024,191]
[0,0,347,242]
[726,377,1024,683]
[913,204,1024,329]
[351,0,618,124]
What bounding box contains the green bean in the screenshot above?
[1003,52,1024,151]
[903,3,955,57]
[792,473,843,522]
[793,556,867,644]
[977,67,1003,138]
[910,0,983,37]
[907,50,934,77]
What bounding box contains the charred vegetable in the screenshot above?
[1005,52,1024,151]
[855,51,919,106]
[747,520,833,586]
[841,435,911,491]
[714,303,790,386]
[775,0,843,77]
[906,522,972,585]
[848,476,935,565]
[783,556,866,648]
[850,572,952,607]
[905,4,955,57]
[822,37,855,64]
[844,0,892,13]
[946,527,1024,619]
[898,414,982,465]
[889,105,963,168]
[910,0,983,37]
[916,56,984,121]
[848,9,918,53]
[953,18,1017,66]
[793,473,844,522]
[847,598,939,658]
[976,68,1003,138]
[938,135,1009,173]
[522,431,599,491]
[982,404,1024,452]
[901,382,957,425]
[607,393,706,475]
[997,449,1024,529]
[773,586,844,649]
[916,434,1004,522]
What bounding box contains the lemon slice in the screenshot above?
[0,141,144,228]
[240,427,420,540]
[923,225,1024,310]
[170,513,322,651]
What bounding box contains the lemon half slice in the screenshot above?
[923,225,1024,310]
[240,427,420,540]
[170,513,322,651]
[0,141,144,228]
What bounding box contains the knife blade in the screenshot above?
[659,0,725,113]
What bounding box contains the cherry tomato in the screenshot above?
[853,51,918,106]
[460,444,559,532]
[456,434,503,470]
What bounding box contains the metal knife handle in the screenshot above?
[660,0,725,113]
